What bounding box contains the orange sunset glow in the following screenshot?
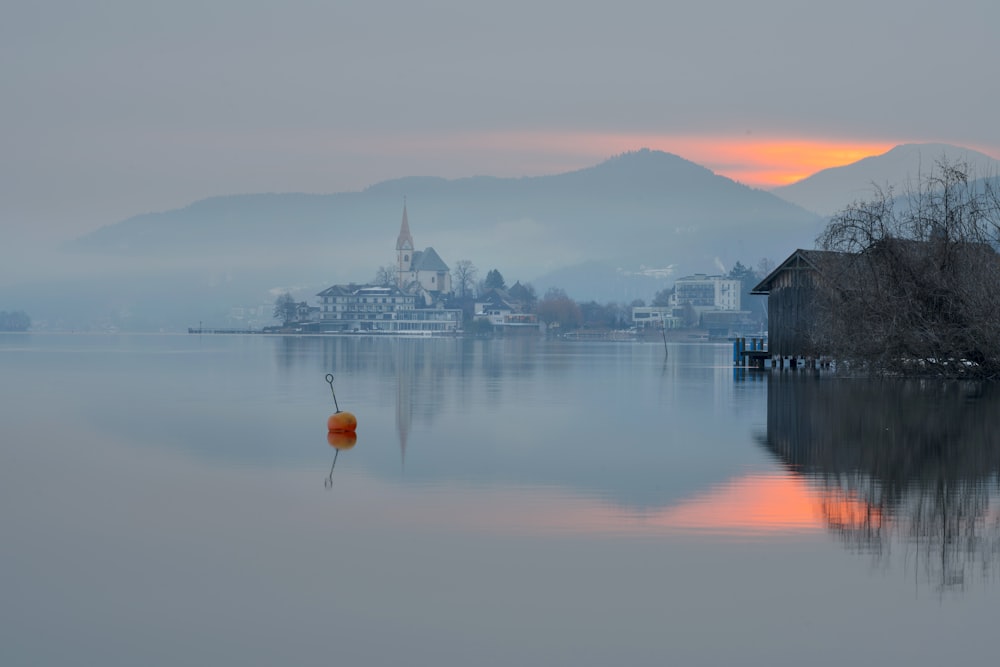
[688,139,898,187]
[550,134,896,188]
[426,131,898,189]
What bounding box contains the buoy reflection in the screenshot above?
[324,430,358,489]
[328,430,358,451]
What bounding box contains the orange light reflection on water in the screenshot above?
[373,471,881,540]
[633,472,881,537]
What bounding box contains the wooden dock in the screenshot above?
[733,336,833,370]
[733,337,768,368]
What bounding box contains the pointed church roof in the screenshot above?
[396,203,414,251]
[411,247,449,272]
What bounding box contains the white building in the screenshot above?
[631,306,679,329]
[316,284,461,333]
[673,274,741,312]
[632,275,744,330]
[474,289,540,331]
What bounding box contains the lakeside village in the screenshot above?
[194,206,766,341]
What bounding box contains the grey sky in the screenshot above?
[3,0,998,248]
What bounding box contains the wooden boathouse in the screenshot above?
[747,249,844,369]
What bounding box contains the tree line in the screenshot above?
[0,310,31,331]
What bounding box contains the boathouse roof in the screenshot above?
[751,249,845,295]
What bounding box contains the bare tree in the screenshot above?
[273,292,297,324]
[536,287,581,329]
[374,264,397,287]
[813,160,1000,377]
[452,260,477,298]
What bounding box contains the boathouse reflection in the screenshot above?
[759,374,1000,591]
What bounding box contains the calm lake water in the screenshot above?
[2,333,998,666]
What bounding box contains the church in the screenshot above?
[395,203,452,303]
[312,203,462,334]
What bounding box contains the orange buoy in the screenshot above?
[324,373,358,432]
[327,430,358,450]
[327,411,358,433]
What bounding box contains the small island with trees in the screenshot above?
[0,310,31,332]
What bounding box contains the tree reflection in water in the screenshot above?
[757,373,1000,592]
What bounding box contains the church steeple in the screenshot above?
[396,200,414,286]
[396,200,414,252]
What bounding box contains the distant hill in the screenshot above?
[771,143,1000,217]
[69,148,820,283]
[22,149,822,329]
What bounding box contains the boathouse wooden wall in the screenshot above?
[763,254,824,358]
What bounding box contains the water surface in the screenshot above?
[2,334,997,666]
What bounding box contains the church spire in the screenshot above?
[396,199,414,251]
[396,199,415,288]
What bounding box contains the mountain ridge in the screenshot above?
[772,143,1000,216]
[68,149,820,281]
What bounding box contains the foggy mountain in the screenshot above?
[70,149,818,279]
[771,143,1000,217]
[18,149,821,330]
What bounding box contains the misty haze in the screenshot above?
[5,3,1000,666]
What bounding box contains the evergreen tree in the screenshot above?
[483,269,506,290]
